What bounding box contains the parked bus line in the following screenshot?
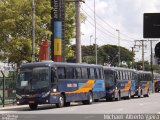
[16,61,160,110]
[16,61,106,109]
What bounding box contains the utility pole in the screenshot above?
[141,40,145,70]
[90,35,93,46]
[150,40,154,93]
[149,40,159,93]
[116,29,120,66]
[131,47,135,69]
[131,46,139,69]
[94,0,97,64]
[75,0,81,63]
[32,0,35,62]
[134,40,147,70]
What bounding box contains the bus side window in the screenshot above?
[113,72,116,83]
[126,71,129,80]
[114,72,117,80]
[122,71,125,80]
[89,68,95,79]
[66,67,74,79]
[99,68,103,79]
[75,67,82,79]
[95,68,99,79]
[119,71,121,80]
[116,71,119,80]
[82,67,88,79]
[57,67,66,79]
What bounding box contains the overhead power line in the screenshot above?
[81,8,134,43]
[83,3,140,41]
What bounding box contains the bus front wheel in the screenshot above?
[56,95,64,108]
[127,90,131,99]
[29,104,38,110]
[115,92,121,101]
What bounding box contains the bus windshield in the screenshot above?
[104,70,115,87]
[16,67,50,90]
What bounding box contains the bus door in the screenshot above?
[51,67,58,92]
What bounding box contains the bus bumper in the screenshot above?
[106,91,115,99]
[16,97,50,105]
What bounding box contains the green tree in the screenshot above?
[134,61,150,71]
[98,45,134,66]
[153,65,160,73]
[79,44,134,66]
[0,0,76,65]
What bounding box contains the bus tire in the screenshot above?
[56,95,64,108]
[82,92,93,105]
[127,90,131,99]
[144,90,149,97]
[94,99,99,102]
[115,91,121,101]
[106,97,113,101]
[155,88,159,93]
[29,104,38,110]
[138,90,142,98]
[64,102,70,107]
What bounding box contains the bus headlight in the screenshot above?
[16,94,22,99]
[17,101,20,104]
[42,92,50,98]
[53,89,57,92]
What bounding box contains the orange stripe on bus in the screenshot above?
[66,80,95,94]
[50,80,95,95]
[124,80,131,91]
[144,81,150,91]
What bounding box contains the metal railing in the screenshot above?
[0,70,16,107]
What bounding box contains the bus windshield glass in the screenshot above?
[17,67,50,90]
[104,70,115,88]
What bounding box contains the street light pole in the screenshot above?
[90,35,93,45]
[94,0,97,64]
[116,29,120,66]
[32,0,35,62]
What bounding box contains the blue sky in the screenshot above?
[78,0,160,62]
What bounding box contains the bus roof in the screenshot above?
[20,61,103,69]
[136,70,151,74]
[103,66,136,72]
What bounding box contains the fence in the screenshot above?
[0,70,17,106]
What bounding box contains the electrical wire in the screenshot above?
[81,8,134,43]
[83,3,141,41]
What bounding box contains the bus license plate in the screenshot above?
[29,101,35,103]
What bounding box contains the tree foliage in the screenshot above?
[98,45,134,66]
[80,44,134,67]
[134,61,150,71]
[0,0,76,66]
